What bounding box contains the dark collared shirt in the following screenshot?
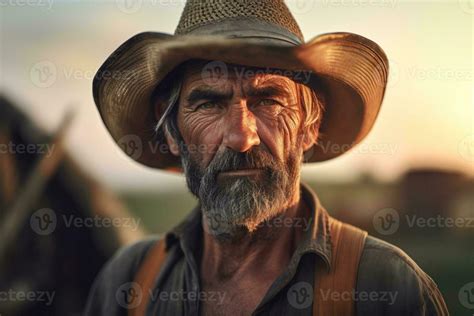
[84,183,448,315]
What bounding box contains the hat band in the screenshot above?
[178,18,303,46]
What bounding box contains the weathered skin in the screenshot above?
[161,61,318,315]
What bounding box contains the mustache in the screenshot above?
[206,147,282,175]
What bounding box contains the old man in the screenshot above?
[85,0,448,315]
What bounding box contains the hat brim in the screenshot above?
[93,31,388,171]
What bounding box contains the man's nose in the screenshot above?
[222,103,260,152]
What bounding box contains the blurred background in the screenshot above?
[0,0,472,315]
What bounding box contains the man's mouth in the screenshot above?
[218,168,263,177]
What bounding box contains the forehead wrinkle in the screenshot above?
[242,75,296,102]
[253,73,293,84]
[185,84,234,105]
[250,74,293,90]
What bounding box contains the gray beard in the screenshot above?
[178,143,301,240]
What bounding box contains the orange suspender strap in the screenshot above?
[128,239,167,316]
[313,217,368,316]
[128,218,368,316]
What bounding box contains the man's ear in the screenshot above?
[301,123,319,152]
[164,128,180,157]
[155,99,180,157]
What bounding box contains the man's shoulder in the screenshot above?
[356,235,448,315]
[104,235,160,279]
[360,235,423,275]
[83,236,160,315]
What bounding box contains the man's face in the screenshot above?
[165,61,316,239]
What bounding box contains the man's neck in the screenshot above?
[200,186,308,284]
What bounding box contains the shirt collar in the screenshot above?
[165,181,333,270]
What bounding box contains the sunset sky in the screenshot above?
[1,0,472,190]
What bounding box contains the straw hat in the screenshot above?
[93,0,388,171]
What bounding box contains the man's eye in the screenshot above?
[258,99,281,106]
[197,102,218,110]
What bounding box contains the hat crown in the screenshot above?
[175,0,304,42]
